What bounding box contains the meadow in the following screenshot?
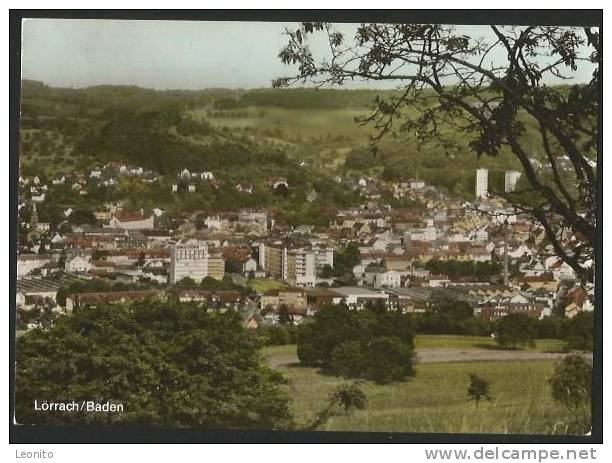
[262,339,578,434]
[247,278,289,293]
[414,335,565,352]
[191,106,372,140]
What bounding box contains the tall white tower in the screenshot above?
[475,168,488,199]
[504,170,521,193]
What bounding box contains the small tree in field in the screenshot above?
[306,382,367,430]
[467,373,493,409]
[496,312,538,349]
[549,353,592,433]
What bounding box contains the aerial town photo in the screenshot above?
[13,18,598,437]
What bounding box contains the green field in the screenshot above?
[415,335,565,352]
[190,106,373,139]
[247,278,289,293]
[277,360,572,434]
[261,339,578,434]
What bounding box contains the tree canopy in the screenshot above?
[15,300,292,429]
[297,305,416,383]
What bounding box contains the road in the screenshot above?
[266,347,592,369]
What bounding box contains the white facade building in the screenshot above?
[109,214,155,230]
[504,170,522,193]
[293,250,316,287]
[476,168,488,199]
[65,255,92,273]
[170,240,211,284]
[312,246,334,269]
[375,270,401,288]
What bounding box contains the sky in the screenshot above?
[21,19,597,90]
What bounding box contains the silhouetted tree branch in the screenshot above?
[275,23,598,286]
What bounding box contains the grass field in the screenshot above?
[261,340,579,434]
[414,335,565,352]
[261,335,566,357]
[277,360,572,434]
[247,278,289,293]
[190,106,373,139]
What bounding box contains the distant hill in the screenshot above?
[19,82,530,202]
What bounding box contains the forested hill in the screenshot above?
[19,82,527,202]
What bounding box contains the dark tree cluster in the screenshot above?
[297,305,416,383]
[423,259,502,282]
[15,300,292,429]
[416,300,493,336]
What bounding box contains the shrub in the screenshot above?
[467,373,494,408]
[255,325,297,347]
[331,340,364,378]
[496,312,538,349]
[562,312,594,352]
[537,316,568,339]
[549,353,592,433]
[361,336,416,383]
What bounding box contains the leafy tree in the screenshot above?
[254,325,297,347]
[306,382,367,431]
[298,305,416,383]
[15,300,292,428]
[67,208,96,226]
[276,23,599,286]
[320,264,333,279]
[224,258,243,275]
[537,315,568,340]
[416,300,482,336]
[425,259,501,282]
[360,336,416,384]
[330,340,363,378]
[17,298,59,330]
[563,311,594,351]
[332,242,361,276]
[297,305,358,367]
[496,312,538,349]
[549,353,592,433]
[278,305,294,325]
[467,373,494,409]
[437,300,474,320]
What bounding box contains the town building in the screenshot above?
[259,243,316,287]
[109,211,155,230]
[260,287,307,311]
[504,170,522,193]
[476,168,488,199]
[169,239,225,284]
[364,267,402,288]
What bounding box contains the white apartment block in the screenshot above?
[170,239,220,284]
[504,170,522,193]
[292,249,316,287]
[476,168,489,199]
[259,243,316,287]
[312,245,334,269]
